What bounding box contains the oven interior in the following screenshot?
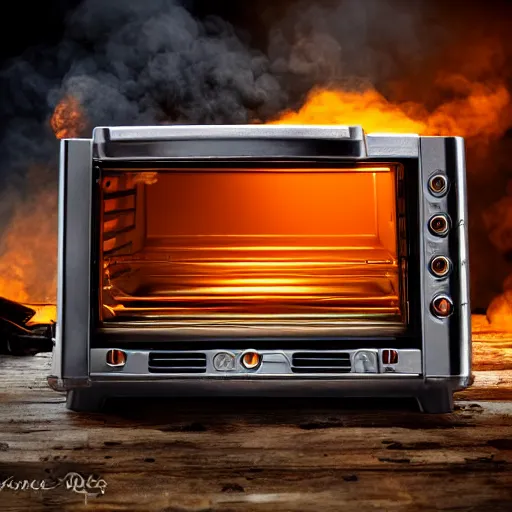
[98,163,407,335]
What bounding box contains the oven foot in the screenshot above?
[416,389,454,414]
[66,390,106,413]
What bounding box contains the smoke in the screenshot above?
[52,0,289,126]
[267,0,431,94]
[0,0,292,302]
[2,0,435,137]
[0,0,512,309]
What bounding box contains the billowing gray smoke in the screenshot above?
[0,0,511,310]
[52,1,287,126]
[0,0,431,303]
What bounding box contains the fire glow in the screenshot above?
[101,163,400,325]
[272,84,512,141]
[1,76,512,327]
[0,98,86,312]
[50,96,88,140]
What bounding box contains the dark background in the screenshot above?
[3,0,512,63]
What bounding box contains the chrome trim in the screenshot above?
[90,348,422,377]
[51,142,67,379]
[428,173,448,197]
[428,213,451,237]
[419,136,471,380]
[54,139,93,380]
[429,255,451,278]
[213,352,236,372]
[95,125,361,142]
[47,376,91,392]
[431,294,454,318]
[89,373,421,380]
[106,361,126,368]
[365,134,419,157]
[454,137,471,379]
[240,350,262,370]
[105,349,127,368]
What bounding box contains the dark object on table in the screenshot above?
[0,296,54,355]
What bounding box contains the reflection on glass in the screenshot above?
[100,166,405,334]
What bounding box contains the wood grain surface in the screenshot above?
[0,315,511,511]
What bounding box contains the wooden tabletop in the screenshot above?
[0,315,511,511]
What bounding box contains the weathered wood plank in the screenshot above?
[0,315,511,511]
[1,396,511,511]
[472,315,512,371]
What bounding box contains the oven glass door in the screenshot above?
[98,164,406,336]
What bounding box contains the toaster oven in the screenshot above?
[48,125,471,413]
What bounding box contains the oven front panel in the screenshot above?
[51,126,470,399]
[89,347,422,377]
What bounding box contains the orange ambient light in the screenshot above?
[241,351,261,370]
[106,349,127,367]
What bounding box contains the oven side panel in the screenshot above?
[419,136,471,383]
[51,138,93,381]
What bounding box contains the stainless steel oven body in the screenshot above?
[48,125,471,413]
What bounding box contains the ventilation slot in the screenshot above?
[291,352,351,374]
[148,352,207,374]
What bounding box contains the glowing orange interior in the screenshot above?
[100,166,405,333]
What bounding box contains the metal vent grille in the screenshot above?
[148,352,207,373]
[291,352,352,373]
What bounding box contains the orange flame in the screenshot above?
[272,88,426,132]
[272,79,512,145]
[0,96,85,310]
[0,95,86,322]
[50,96,87,139]
[272,79,512,330]
[2,78,512,336]
[0,178,57,305]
